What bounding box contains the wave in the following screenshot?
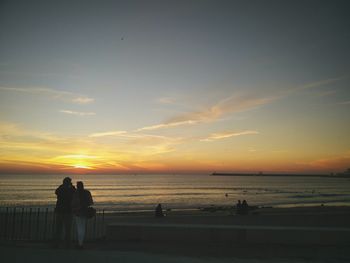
[290,193,350,199]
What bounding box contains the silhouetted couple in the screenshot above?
[54,177,93,249]
[236,199,249,215]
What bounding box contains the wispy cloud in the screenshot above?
[0,122,20,135]
[72,97,94,104]
[60,110,96,116]
[54,154,99,160]
[337,100,350,105]
[200,130,259,142]
[88,131,127,138]
[126,134,183,145]
[157,97,176,104]
[0,122,94,153]
[138,94,275,131]
[88,130,182,144]
[138,76,344,132]
[0,87,94,104]
[302,152,350,172]
[0,122,183,171]
[317,90,337,97]
[87,129,184,154]
[290,77,343,93]
[137,120,198,131]
[248,147,258,152]
[124,134,183,155]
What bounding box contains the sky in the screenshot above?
[0,0,349,174]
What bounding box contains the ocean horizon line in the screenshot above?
[0,171,346,176]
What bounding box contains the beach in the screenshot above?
[103,205,350,227]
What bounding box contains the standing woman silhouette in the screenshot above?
[71,181,93,249]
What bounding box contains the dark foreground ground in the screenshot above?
[1,240,350,263]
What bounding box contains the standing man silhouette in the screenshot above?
[54,177,76,248]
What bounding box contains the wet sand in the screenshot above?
[103,205,350,228]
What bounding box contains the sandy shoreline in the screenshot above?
[102,205,350,227]
[2,204,350,229]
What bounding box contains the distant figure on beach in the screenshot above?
[71,181,93,249]
[54,177,76,248]
[236,200,242,215]
[155,203,164,217]
[242,199,249,215]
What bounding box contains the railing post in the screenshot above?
[93,212,97,240]
[11,207,16,240]
[23,208,27,239]
[20,207,24,240]
[51,208,56,240]
[0,207,2,237]
[102,209,105,238]
[36,208,40,240]
[0,206,108,241]
[4,207,9,239]
[44,208,48,240]
[28,208,32,240]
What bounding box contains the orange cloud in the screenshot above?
[88,130,127,137]
[60,110,96,116]
[0,86,94,104]
[138,94,275,131]
[200,130,259,142]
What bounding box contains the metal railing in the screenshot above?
[0,207,105,241]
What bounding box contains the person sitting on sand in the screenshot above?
[241,199,249,215]
[155,203,164,217]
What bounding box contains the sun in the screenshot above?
[73,164,92,169]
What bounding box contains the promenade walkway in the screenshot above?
[2,241,350,263]
[108,222,350,245]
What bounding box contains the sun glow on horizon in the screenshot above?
[50,154,97,171]
[73,164,92,169]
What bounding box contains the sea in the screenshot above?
[1,174,350,211]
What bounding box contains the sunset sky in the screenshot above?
[0,0,349,174]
